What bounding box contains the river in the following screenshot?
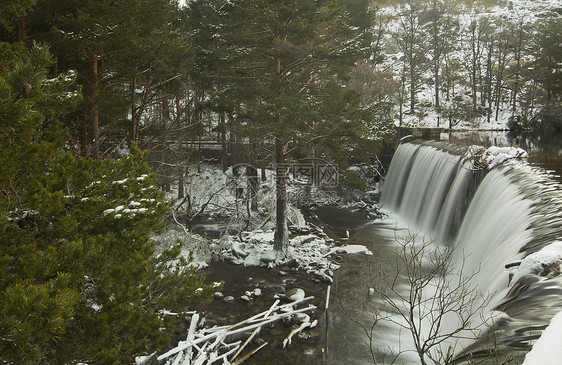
[192,130,562,365]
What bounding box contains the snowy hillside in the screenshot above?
[372,0,561,131]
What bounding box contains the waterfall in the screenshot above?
[380,141,562,358]
[380,142,480,243]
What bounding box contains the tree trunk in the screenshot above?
[410,66,416,114]
[247,164,258,212]
[273,54,288,252]
[273,130,288,252]
[131,75,137,143]
[399,60,406,126]
[434,65,440,110]
[176,94,184,200]
[220,111,228,172]
[512,25,523,112]
[89,52,100,158]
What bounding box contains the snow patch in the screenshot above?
[337,244,373,255]
[523,311,562,365]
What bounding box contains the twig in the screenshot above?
[283,321,312,348]
[172,210,190,235]
[230,300,280,362]
[231,342,268,365]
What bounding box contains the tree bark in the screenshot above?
[131,75,137,143]
[273,54,288,252]
[176,94,184,200]
[410,66,416,114]
[220,111,228,172]
[273,130,288,252]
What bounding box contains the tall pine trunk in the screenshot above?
[273,130,288,252]
[176,95,184,200]
[273,55,288,253]
[131,75,137,143]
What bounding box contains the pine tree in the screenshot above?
[31,0,185,157]
[202,0,377,252]
[0,42,213,364]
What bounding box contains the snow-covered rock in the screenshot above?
[240,295,251,302]
[510,241,562,285]
[481,146,528,169]
[285,288,306,302]
[232,242,249,258]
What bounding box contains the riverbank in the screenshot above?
[142,161,384,364]
[148,205,379,365]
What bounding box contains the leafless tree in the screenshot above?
[342,231,491,365]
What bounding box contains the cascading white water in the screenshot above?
[381,142,468,242]
[380,141,562,359]
[380,143,421,209]
[453,167,533,297]
[433,165,472,242]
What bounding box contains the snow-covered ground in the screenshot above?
[153,163,375,282]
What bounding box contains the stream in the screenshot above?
[194,206,415,365]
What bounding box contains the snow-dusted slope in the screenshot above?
[375,0,561,131]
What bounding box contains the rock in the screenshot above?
[368,288,375,296]
[223,296,235,303]
[252,288,262,297]
[285,288,306,302]
[296,313,310,323]
[278,270,288,276]
[214,292,224,300]
[284,258,299,268]
[541,261,562,278]
[260,250,276,263]
[225,256,239,264]
[240,295,251,302]
[232,242,248,258]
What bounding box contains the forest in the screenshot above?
[0,0,560,363]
